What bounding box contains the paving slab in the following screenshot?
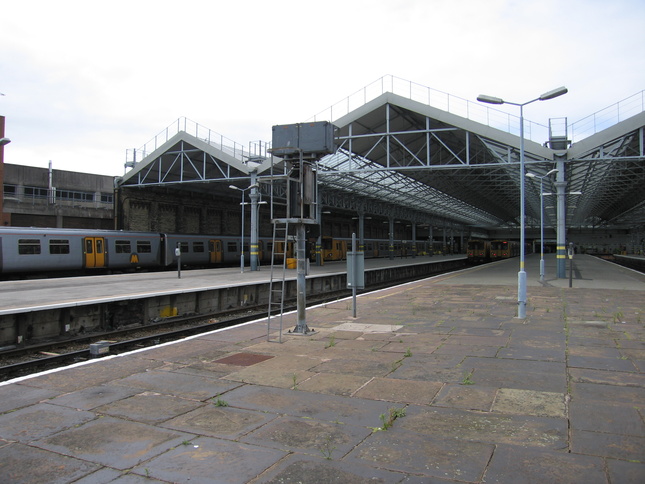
[0,442,100,484]
[431,383,498,411]
[130,436,287,484]
[346,427,495,481]
[94,392,205,424]
[0,383,61,413]
[483,444,607,484]
[400,406,568,450]
[160,404,277,439]
[0,402,96,443]
[240,415,372,459]
[353,376,443,404]
[254,455,406,483]
[1,255,644,483]
[36,416,193,470]
[113,368,242,400]
[48,383,142,411]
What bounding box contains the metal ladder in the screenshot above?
[267,220,289,342]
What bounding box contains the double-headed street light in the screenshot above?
[477,86,568,318]
[229,183,259,273]
[526,169,558,281]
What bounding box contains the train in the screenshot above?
[318,236,441,261]
[0,227,235,275]
[467,239,531,263]
[0,227,443,276]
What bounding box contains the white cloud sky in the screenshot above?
[1,0,643,176]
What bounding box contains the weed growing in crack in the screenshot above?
[461,370,475,385]
[318,434,337,460]
[370,407,407,431]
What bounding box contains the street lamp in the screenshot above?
[477,86,567,318]
[526,169,558,281]
[229,183,259,273]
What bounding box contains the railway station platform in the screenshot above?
[0,254,644,483]
[0,255,466,316]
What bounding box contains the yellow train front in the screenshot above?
[489,240,520,260]
[467,239,490,262]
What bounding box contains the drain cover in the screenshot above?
[214,353,274,366]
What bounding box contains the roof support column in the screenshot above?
[389,216,395,260]
[386,103,391,169]
[426,116,431,166]
[555,155,567,278]
[358,212,365,252]
[315,203,323,266]
[348,123,353,170]
[443,223,447,254]
[411,222,417,258]
[249,172,260,271]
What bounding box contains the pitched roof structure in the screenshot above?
[118,77,645,234]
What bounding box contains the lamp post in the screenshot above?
[477,86,567,318]
[526,169,558,281]
[229,183,259,273]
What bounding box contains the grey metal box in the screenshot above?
[90,341,110,357]
[272,121,336,156]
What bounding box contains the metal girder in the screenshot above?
[119,85,645,235]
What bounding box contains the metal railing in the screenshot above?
[309,75,645,146]
[569,90,645,143]
[124,78,644,170]
[125,117,271,172]
[308,74,550,144]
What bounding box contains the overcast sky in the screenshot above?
[1,0,643,176]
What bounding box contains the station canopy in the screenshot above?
[118,76,645,235]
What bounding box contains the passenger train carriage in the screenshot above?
[0,228,253,275]
[0,227,451,276]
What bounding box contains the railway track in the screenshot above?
[0,309,265,382]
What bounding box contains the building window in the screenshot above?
[3,184,16,196]
[57,189,94,202]
[19,239,41,254]
[49,239,70,254]
[100,193,114,203]
[23,186,48,199]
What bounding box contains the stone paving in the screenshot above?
[0,255,644,483]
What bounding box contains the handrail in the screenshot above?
[569,90,645,142]
[309,75,644,146]
[308,74,549,143]
[125,117,270,172]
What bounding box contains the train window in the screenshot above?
[228,242,237,253]
[137,241,152,253]
[18,239,41,255]
[192,242,205,253]
[179,242,189,253]
[49,239,70,254]
[115,240,131,253]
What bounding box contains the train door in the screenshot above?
[209,239,222,264]
[84,237,106,268]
